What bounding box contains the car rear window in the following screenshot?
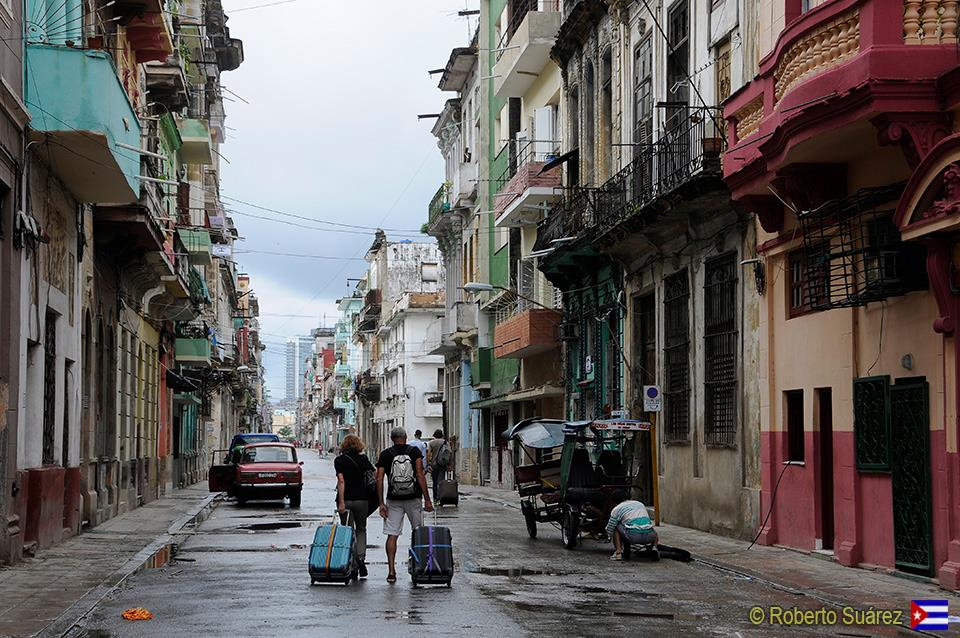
[241,446,295,463]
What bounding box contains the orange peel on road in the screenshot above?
[121,607,154,621]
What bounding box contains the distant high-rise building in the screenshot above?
[297,335,314,399]
[285,339,297,401]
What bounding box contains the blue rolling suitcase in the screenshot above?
[309,515,357,585]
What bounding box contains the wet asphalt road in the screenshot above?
[71,452,899,637]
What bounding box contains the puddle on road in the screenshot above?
[380,610,424,624]
[142,543,177,569]
[466,565,571,577]
[239,521,303,531]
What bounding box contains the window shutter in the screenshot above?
[853,375,892,472]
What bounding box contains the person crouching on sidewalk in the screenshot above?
[606,490,658,561]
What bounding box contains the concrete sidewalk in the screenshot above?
[462,483,960,612]
[0,484,218,638]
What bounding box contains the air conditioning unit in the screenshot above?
[558,321,579,341]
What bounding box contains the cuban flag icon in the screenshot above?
[911,600,949,630]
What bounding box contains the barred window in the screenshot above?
[663,270,690,441]
[704,253,738,446]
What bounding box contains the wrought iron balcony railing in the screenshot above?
[595,104,725,229]
[492,138,561,195]
[428,183,450,226]
[533,186,595,253]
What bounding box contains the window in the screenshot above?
[787,250,808,317]
[583,61,596,184]
[785,390,805,462]
[667,1,690,104]
[715,40,732,104]
[704,253,738,446]
[0,183,8,238]
[437,369,445,392]
[569,86,580,186]
[600,49,613,180]
[664,270,690,441]
[853,375,891,472]
[634,35,653,144]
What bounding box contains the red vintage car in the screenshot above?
[209,443,303,507]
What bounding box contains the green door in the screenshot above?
[890,380,933,576]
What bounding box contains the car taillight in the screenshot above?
[239,472,257,480]
[282,471,298,479]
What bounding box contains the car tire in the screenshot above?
[289,490,302,508]
[236,494,247,506]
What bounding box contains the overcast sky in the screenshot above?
[220,0,475,398]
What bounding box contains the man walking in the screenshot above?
[376,427,433,583]
[426,429,451,500]
[410,429,428,461]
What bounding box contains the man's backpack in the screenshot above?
[435,442,452,468]
[389,450,417,498]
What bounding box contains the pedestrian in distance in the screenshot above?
[376,426,433,583]
[410,429,428,461]
[335,435,376,578]
[606,490,658,561]
[426,429,452,500]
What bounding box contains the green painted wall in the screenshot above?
[483,0,520,399]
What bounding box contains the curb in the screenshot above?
[34,493,221,638]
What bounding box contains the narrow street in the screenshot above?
[67,453,916,638]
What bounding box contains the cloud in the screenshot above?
[220,0,471,397]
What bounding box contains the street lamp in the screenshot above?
[462,282,554,311]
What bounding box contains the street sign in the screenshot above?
[610,409,627,419]
[643,385,662,412]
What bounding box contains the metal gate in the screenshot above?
[891,380,933,576]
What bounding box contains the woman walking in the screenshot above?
[335,435,375,578]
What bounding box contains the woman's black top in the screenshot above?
[334,451,374,501]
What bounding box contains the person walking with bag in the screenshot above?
[426,429,452,500]
[335,435,376,578]
[376,427,433,583]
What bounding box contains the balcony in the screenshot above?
[494,1,560,101]
[144,59,189,111]
[723,0,960,201]
[175,338,212,367]
[494,139,562,227]
[593,105,726,248]
[428,184,451,227]
[116,0,175,64]
[493,308,562,359]
[24,45,141,203]
[532,187,596,253]
[355,289,382,334]
[178,229,213,267]
[437,46,478,92]
[552,0,607,68]
[177,118,213,165]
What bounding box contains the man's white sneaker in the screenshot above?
[610,551,623,561]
